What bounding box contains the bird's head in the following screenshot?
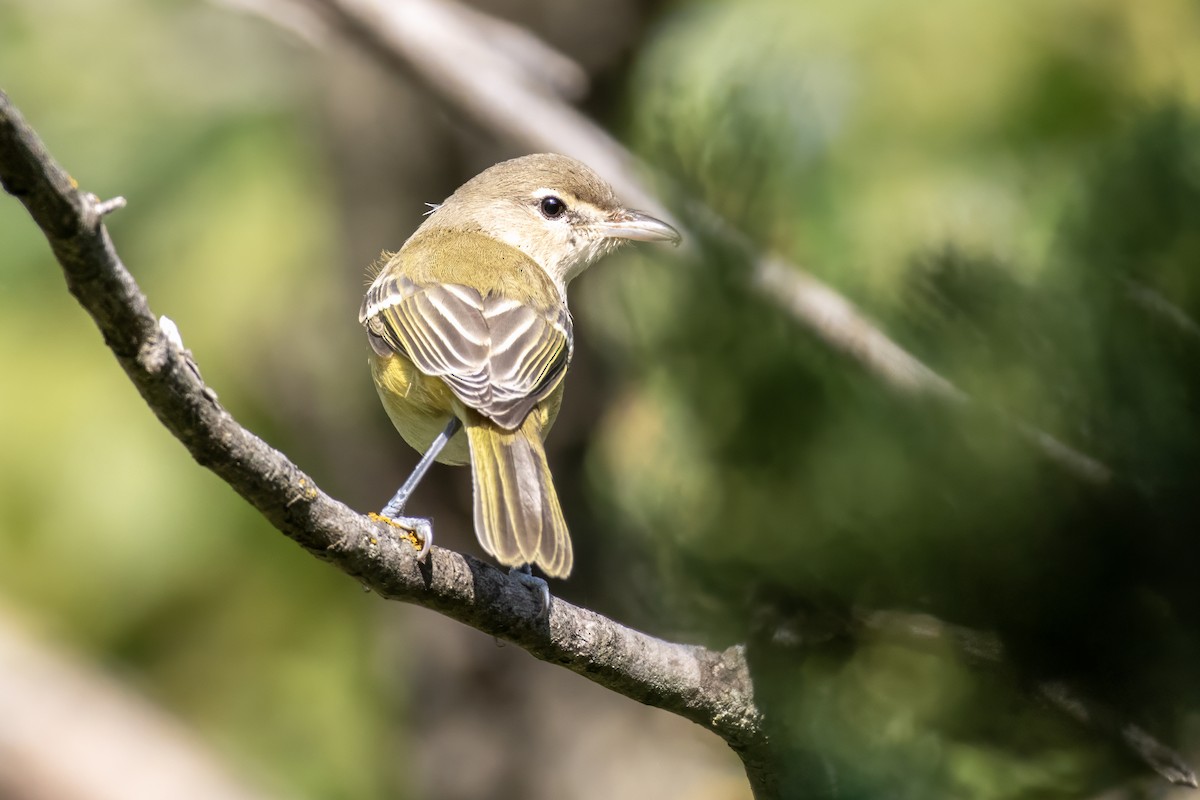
[422,153,681,289]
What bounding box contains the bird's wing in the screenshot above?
[361,274,571,430]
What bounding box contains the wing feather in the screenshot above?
[361,273,571,429]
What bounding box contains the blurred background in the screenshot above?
[4,0,1200,798]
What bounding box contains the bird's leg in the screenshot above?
[377,417,462,558]
[382,417,462,517]
[509,564,551,620]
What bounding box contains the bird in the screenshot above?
[359,153,680,589]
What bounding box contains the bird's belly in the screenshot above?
[369,352,470,465]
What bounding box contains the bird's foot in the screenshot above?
[368,511,433,561]
[509,564,551,620]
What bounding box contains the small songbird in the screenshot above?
[359,154,680,583]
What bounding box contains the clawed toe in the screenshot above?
[370,511,433,560]
[509,564,551,619]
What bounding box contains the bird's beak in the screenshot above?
[599,209,682,245]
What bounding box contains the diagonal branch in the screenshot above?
[4,91,1188,794]
[0,90,774,797]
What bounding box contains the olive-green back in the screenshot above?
[395,228,562,312]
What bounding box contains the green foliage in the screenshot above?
[0,3,399,799]
[8,0,1200,796]
[578,0,1200,795]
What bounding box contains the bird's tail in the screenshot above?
[465,413,573,578]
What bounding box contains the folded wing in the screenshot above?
[361,274,571,430]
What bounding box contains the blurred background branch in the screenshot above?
[0,606,284,800]
[852,609,1198,788]
[226,0,1114,488]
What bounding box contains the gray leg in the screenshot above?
[379,417,462,558]
[381,417,462,518]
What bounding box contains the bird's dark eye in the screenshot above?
[539,195,567,219]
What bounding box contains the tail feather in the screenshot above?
[466,414,573,578]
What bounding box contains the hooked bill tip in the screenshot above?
[601,209,682,245]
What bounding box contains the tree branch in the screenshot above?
[0,89,773,796]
